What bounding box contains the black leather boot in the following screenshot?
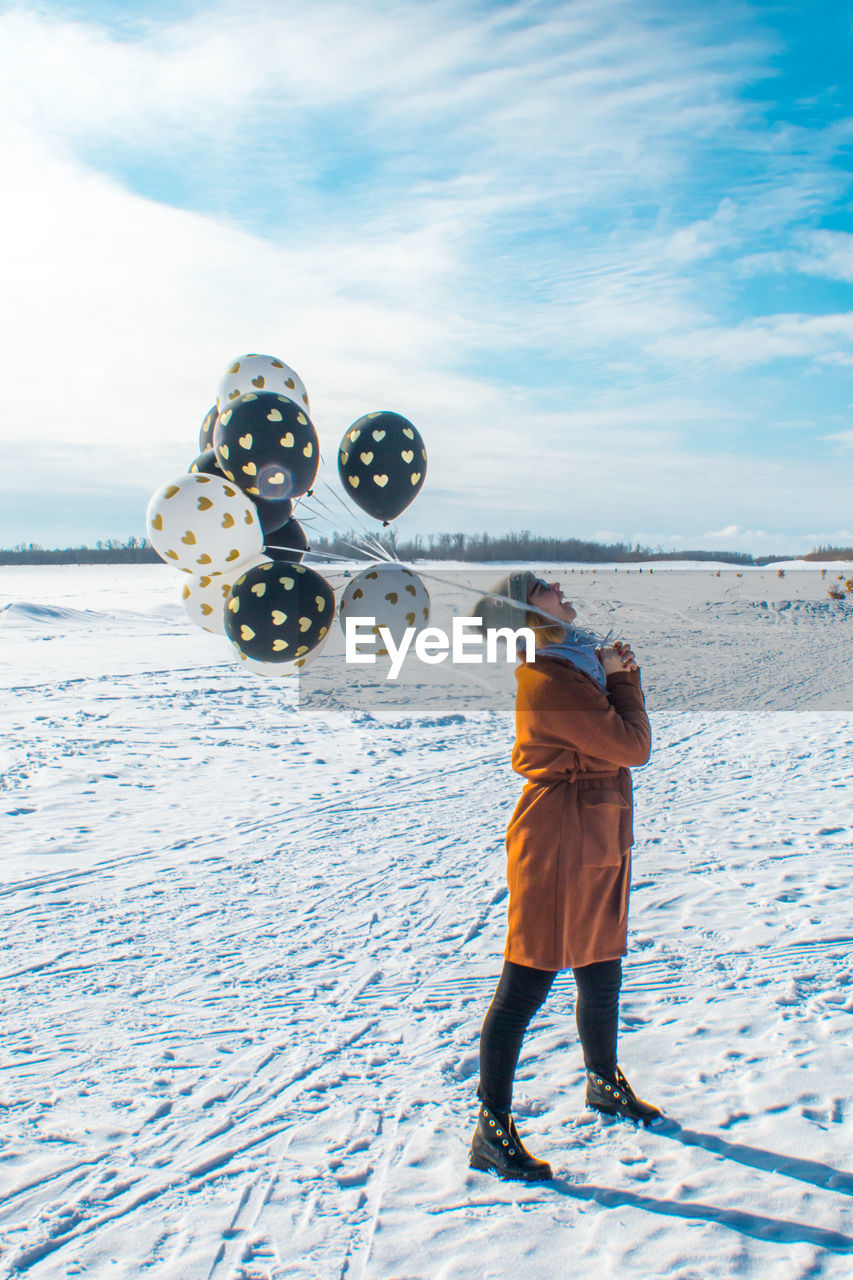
[586,1067,662,1123]
[469,1102,552,1182]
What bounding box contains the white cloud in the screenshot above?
[823,429,853,451]
[739,230,853,283]
[650,312,853,370]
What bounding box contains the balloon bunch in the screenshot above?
[146,353,431,678]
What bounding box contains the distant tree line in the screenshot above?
[0,537,158,565]
[802,546,853,561]
[311,530,767,565]
[1,532,850,566]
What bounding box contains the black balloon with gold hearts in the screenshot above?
[224,561,334,664]
[214,391,319,505]
[199,404,218,453]
[264,515,309,564]
[189,448,226,479]
[337,411,427,523]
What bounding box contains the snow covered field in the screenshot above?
[1,562,853,1279]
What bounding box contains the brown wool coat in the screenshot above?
[504,658,652,972]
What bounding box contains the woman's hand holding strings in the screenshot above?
[598,641,638,675]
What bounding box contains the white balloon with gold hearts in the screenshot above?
[216,353,309,413]
[338,563,430,656]
[146,473,263,575]
[181,554,269,636]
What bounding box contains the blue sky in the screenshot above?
[1,0,852,553]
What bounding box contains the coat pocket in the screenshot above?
[577,787,629,867]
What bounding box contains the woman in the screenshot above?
[469,571,659,1183]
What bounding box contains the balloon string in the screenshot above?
[308,481,397,565]
[299,547,366,565]
[400,567,614,645]
[303,475,379,543]
[290,491,376,564]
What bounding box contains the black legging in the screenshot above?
[478,957,622,1115]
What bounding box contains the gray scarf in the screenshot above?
[536,627,608,690]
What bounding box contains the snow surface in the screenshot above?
[1,563,853,1279]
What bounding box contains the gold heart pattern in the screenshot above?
[222,513,235,529]
[406,584,417,595]
[272,610,287,625]
[151,513,163,530]
[181,530,196,545]
[164,485,180,499]
[401,450,413,463]
[385,592,398,604]
[315,595,325,610]
[201,604,213,616]
[242,462,258,476]
[251,375,265,388]
[299,617,312,632]
[373,475,388,487]
[267,409,283,422]
[402,427,414,439]
[220,410,233,425]
[280,433,295,448]
[225,549,241,562]
[273,639,288,652]
[280,576,295,589]
[349,476,360,488]
[303,442,313,457]
[219,444,230,459]
[238,433,252,449]
[197,496,214,511]
[406,611,415,624]
[240,625,255,641]
[228,598,239,613]
[411,473,421,484]
[251,582,266,596]
[360,451,374,465]
[372,430,386,441]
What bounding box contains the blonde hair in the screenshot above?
[524,608,567,650]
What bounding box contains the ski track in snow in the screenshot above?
[1,566,853,1279]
